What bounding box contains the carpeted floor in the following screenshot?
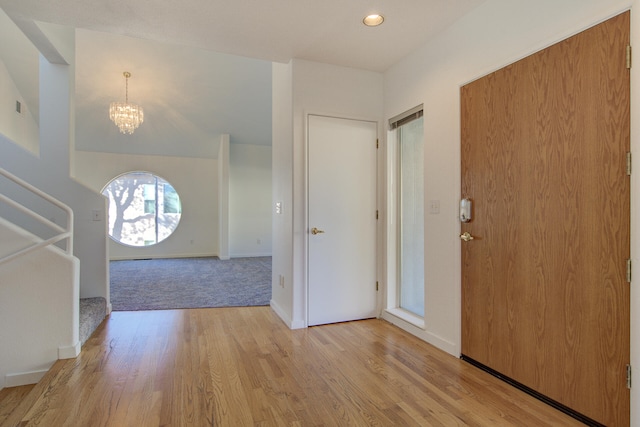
[109,256,272,311]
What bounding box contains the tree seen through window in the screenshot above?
[102,172,182,247]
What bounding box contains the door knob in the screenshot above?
[311,227,325,235]
[460,232,474,242]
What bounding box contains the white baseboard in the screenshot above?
[270,299,291,326]
[5,369,49,387]
[229,252,273,258]
[109,253,272,261]
[270,299,306,329]
[58,341,81,359]
[109,252,217,261]
[381,311,457,356]
[290,318,306,329]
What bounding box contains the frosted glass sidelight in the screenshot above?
[398,117,424,317]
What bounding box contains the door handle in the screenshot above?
[460,232,474,242]
[311,227,325,235]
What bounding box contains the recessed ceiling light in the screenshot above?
[363,14,384,27]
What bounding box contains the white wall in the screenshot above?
[271,59,384,328]
[218,135,230,259]
[271,61,294,325]
[0,219,79,390]
[38,26,108,302]
[73,151,219,260]
[74,148,272,261]
[382,0,637,423]
[0,59,39,155]
[0,28,108,302]
[229,143,272,257]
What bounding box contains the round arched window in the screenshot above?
[102,172,182,247]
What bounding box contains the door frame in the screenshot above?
[382,117,428,329]
[304,112,383,326]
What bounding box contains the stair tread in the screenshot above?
[79,297,107,346]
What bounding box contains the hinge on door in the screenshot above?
[626,45,632,69]
[376,281,379,291]
[627,364,632,389]
[376,139,379,149]
[627,152,632,176]
[626,259,632,283]
[376,210,379,220]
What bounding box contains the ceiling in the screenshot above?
[0,0,486,158]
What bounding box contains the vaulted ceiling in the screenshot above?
[0,0,486,157]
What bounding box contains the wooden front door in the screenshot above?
[461,12,630,426]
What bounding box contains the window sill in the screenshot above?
[384,308,425,330]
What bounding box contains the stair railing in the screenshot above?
[0,167,73,266]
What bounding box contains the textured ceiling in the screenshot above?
[73,30,273,158]
[0,0,487,157]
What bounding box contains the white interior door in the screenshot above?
[307,115,378,326]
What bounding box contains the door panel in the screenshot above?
[308,115,378,326]
[461,12,630,426]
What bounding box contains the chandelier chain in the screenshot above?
[124,71,130,103]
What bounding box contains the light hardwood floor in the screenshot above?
[1,307,585,426]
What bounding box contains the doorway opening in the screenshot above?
[102,171,272,311]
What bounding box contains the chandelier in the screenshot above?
[109,71,144,134]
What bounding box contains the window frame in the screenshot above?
[101,171,182,248]
[385,105,425,328]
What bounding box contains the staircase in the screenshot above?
[79,297,107,345]
[0,301,106,426]
[0,299,106,426]
[0,167,106,393]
